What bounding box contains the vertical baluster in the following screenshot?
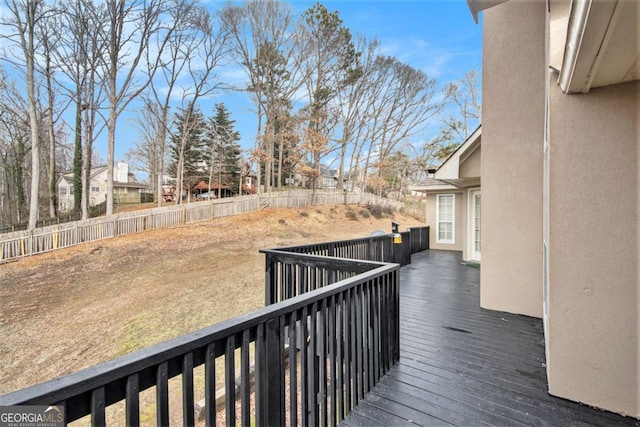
[255,324,265,427]
[336,292,345,422]
[345,289,353,413]
[356,283,365,401]
[366,282,374,393]
[328,294,337,427]
[91,387,106,427]
[183,352,195,426]
[241,330,251,426]
[380,275,389,373]
[309,302,318,427]
[225,335,236,427]
[279,315,286,419]
[372,279,380,385]
[156,362,169,426]
[205,343,217,427]
[300,306,309,427]
[391,269,400,363]
[319,299,328,427]
[289,310,298,427]
[126,373,139,426]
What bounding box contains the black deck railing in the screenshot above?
[0,226,429,426]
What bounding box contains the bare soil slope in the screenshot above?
[0,204,422,395]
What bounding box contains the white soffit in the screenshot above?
[466,0,511,23]
[559,0,640,93]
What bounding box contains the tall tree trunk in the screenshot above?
[26,10,40,230]
[73,100,82,213]
[157,118,167,207]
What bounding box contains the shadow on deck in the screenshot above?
[342,250,639,427]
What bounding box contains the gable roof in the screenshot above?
[434,125,481,188]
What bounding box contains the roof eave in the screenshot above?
[466,0,512,23]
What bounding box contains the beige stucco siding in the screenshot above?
[480,0,545,318]
[546,80,639,417]
[425,191,464,252]
[459,145,481,179]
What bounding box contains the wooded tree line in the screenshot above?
[0,0,478,230]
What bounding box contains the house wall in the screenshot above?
[57,181,74,212]
[425,191,464,252]
[546,79,640,417]
[459,145,481,179]
[480,0,545,318]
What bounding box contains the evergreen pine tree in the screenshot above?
[169,102,207,194]
[206,103,241,191]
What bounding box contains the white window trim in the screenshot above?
[468,188,481,261]
[436,193,455,244]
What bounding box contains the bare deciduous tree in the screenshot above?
[296,3,360,193]
[145,0,204,206]
[360,56,442,187]
[101,0,175,216]
[1,0,48,229]
[221,0,303,194]
[434,69,481,160]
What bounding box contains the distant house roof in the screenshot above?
[57,165,148,190]
[115,181,149,190]
[58,165,109,184]
[193,181,231,191]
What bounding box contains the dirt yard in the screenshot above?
[0,204,423,396]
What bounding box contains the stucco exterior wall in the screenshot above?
[546,80,640,417]
[459,145,481,179]
[480,0,545,318]
[425,191,464,252]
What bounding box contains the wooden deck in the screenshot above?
[341,250,639,427]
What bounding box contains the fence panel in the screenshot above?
[0,190,421,263]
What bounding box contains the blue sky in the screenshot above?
[111,0,483,173]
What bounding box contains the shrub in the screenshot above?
[346,210,358,221]
[299,211,309,218]
[359,209,370,218]
[366,204,384,219]
[382,205,394,217]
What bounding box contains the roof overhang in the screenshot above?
[557,0,640,93]
[466,0,511,23]
[409,182,460,193]
[434,126,481,188]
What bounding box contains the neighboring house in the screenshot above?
[466,0,639,419]
[411,127,481,262]
[320,165,338,188]
[242,175,257,194]
[193,180,234,199]
[57,162,149,212]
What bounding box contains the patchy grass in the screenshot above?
[0,204,424,397]
[462,261,481,269]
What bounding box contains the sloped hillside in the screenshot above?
[0,204,423,395]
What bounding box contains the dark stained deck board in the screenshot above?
[341,250,639,427]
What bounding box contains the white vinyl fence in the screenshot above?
[0,190,422,262]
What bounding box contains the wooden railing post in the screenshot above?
[265,253,275,305]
